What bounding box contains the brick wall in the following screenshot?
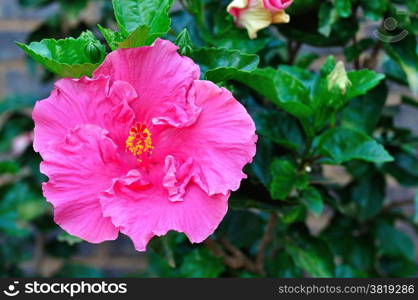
[0,0,59,99]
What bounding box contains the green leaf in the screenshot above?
[407,0,418,12]
[384,152,418,186]
[384,35,418,95]
[57,232,83,246]
[270,159,308,200]
[317,127,393,164]
[16,31,105,78]
[149,231,185,268]
[350,173,385,221]
[253,109,304,151]
[334,0,352,18]
[282,205,307,224]
[318,2,339,37]
[344,38,374,62]
[0,160,20,174]
[322,218,375,274]
[268,251,303,278]
[376,223,415,261]
[341,83,388,134]
[294,53,319,68]
[175,29,194,56]
[116,25,152,48]
[247,68,313,118]
[359,0,389,21]
[180,248,225,278]
[346,70,386,99]
[286,232,335,277]
[250,136,274,187]
[97,25,125,51]
[320,56,337,77]
[212,67,313,119]
[112,0,173,37]
[302,187,324,218]
[17,199,47,221]
[188,47,260,82]
[218,210,264,248]
[378,256,418,277]
[279,7,358,47]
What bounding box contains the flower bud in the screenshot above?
[85,42,102,63]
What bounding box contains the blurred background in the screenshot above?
[0,0,417,278]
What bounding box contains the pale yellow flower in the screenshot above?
[227,0,290,39]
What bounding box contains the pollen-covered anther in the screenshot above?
[125,123,154,159]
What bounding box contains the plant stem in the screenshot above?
[255,212,278,275]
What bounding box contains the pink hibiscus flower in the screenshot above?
[33,39,257,251]
[263,0,293,11]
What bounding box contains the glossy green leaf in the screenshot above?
[286,232,335,277]
[117,25,151,48]
[268,251,303,278]
[346,70,385,99]
[376,223,416,261]
[334,0,352,18]
[112,0,173,36]
[180,248,225,278]
[188,47,260,82]
[317,127,393,164]
[270,159,308,200]
[384,35,418,95]
[97,25,125,51]
[319,2,339,37]
[218,210,264,248]
[302,187,324,218]
[253,109,304,151]
[341,83,388,134]
[344,38,374,62]
[350,173,385,221]
[359,0,389,21]
[16,31,105,78]
[384,152,418,187]
[175,29,194,56]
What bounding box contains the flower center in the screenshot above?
[125,123,153,160]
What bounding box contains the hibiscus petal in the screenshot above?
[41,124,125,243]
[155,80,257,196]
[33,76,136,153]
[263,0,293,11]
[100,167,228,251]
[93,39,201,126]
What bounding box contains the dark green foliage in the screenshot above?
[3,0,418,278]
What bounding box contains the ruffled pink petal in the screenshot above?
[93,39,201,127]
[162,155,203,202]
[33,76,137,153]
[100,167,228,251]
[41,124,126,243]
[263,0,293,11]
[153,80,257,196]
